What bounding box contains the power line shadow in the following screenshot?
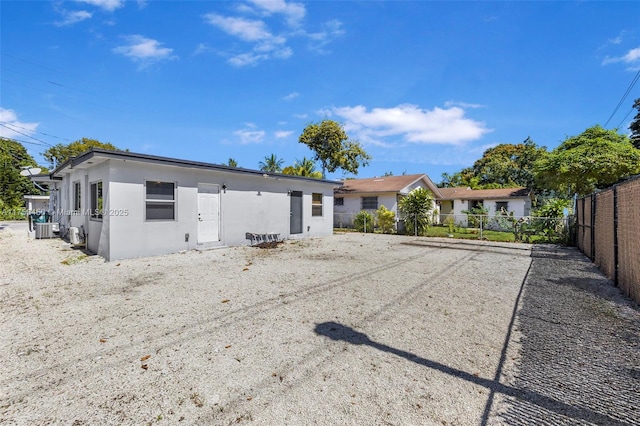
[313,322,627,426]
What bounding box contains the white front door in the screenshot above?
[197,184,220,243]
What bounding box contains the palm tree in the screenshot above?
[259,154,284,173]
[295,157,321,178]
[227,158,238,167]
[281,157,323,179]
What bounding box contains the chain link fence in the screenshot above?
[334,212,571,243]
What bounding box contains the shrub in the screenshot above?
[353,210,374,233]
[376,205,396,234]
[462,204,488,228]
[398,188,434,236]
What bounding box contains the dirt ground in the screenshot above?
[1,223,637,425]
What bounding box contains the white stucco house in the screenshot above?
[333,174,443,229]
[38,148,340,261]
[437,187,533,224]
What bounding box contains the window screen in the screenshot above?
[146,181,175,220]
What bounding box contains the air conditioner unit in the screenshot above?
[35,223,54,239]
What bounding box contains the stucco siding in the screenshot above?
[58,159,335,261]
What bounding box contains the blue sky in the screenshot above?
[2,0,639,182]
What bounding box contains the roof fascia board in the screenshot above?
[52,148,342,186]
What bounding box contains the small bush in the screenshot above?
[376,206,396,234]
[353,210,374,233]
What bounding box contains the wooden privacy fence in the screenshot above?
[576,175,640,303]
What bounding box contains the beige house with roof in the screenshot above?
[333,174,443,229]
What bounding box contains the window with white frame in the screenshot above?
[146,181,175,220]
[73,181,81,210]
[496,201,509,213]
[90,181,103,220]
[312,193,323,216]
[362,196,378,210]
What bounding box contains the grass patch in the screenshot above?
[61,254,88,265]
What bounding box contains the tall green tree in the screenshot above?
[298,119,371,177]
[0,138,45,217]
[630,98,640,150]
[472,137,547,188]
[43,137,122,168]
[440,138,547,189]
[258,154,284,173]
[226,158,238,167]
[398,187,434,236]
[440,167,480,189]
[534,125,640,196]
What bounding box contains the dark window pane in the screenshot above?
[146,203,175,220]
[147,182,174,200]
[362,196,378,210]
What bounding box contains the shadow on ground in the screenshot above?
[315,244,640,426]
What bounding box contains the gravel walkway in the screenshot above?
[491,245,640,425]
[1,222,638,425]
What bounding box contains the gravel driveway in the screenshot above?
[1,223,638,425]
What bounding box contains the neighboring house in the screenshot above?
[36,148,339,261]
[333,174,443,229]
[437,187,533,224]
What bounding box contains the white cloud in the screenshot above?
[228,52,268,67]
[602,46,640,66]
[73,0,124,12]
[0,108,39,139]
[204,14,272,42]
[306,19,345,52]
[203,1,341,67]
[444,100,485,109]
[274,130,293,138]
[194,43,212,55]
[331,104,492,146]
[234,128,266,144]
[283,92,299,101]
[113,35,177,67]
[247,0,306,27]
[204,14,292,66]
[55,10,92,26]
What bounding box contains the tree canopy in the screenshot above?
[440,137,547,190]
[259,154,284,173]
[298,119,371,177]
[0,138,45,217]
[630,97,640,150]
[534,125,640,196]
[43,137,122,169]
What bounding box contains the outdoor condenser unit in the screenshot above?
[35,223,54,239]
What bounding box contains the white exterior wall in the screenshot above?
[58,159,335,261]
[447,197,531,227]
[334,192,399,226]
[24,196,49,212]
